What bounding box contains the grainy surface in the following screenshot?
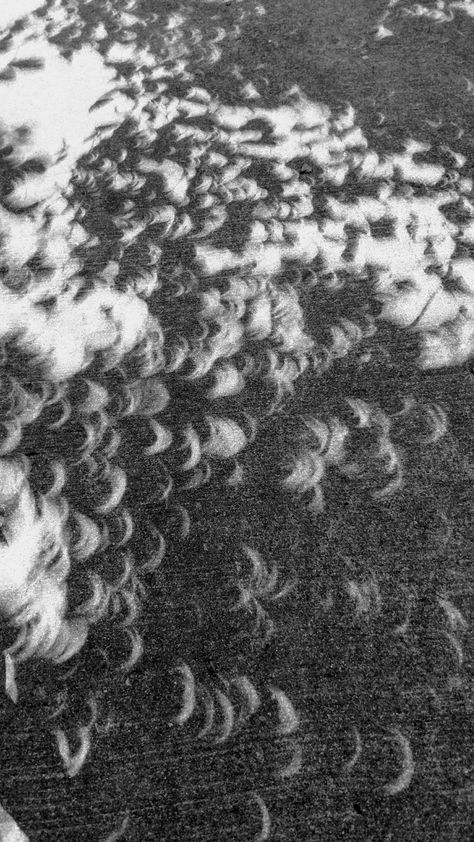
[0,1,473,840]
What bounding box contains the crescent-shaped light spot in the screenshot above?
[444,631,464,667]
[143,419,173,456]
[392,396,417,419]
[0,420,22,456]
[164,338,189,374]
[148,205,176,237]
[280,742,303,779]
[152,475,173,505]
[118,590,140,628]
[110,555,133,593]
[422,403,448,444]
[141,529,166,572]
[345,580,365,615]
[346,397,372,428]
[253,793,271,842]
[77,380,109,413]
[344,727,362,772]
[438,597,467,633]
[169,213,194,240]
[269,686,299,736]
[76,573,110,620]
[120,628,143,673]
[214,689,235,744]
[54,725,90,778]
[302,417,331,454]
[263,561,279,597]
[111,509,134,548]
[192,211,228,241]
[81,409,109,456]
[210,26,227,43]
[227,460,244,487]
[346,578,381,617]
[197,688,215,740]
[284,451,325,495]
[194,174,214,195]
[4,652,18,705]
[47,399,72,430]
[95,466,127,514]
[44,460,67,497]
[181,460,212,491]
[372,465,404,500]
[173,664,196,726]
[242,545,264,587]
[179,425,201,472]
[102,812,130,842]
[43,382,66,407]
[384,729,415,796]
[174,504,191,539]
[237,411,258,444]
[86,695,99,729]
[272,579,297,602]
[70,512,102,561]
[382,442,400,477]
[233,676,261,722]
[103,429,122,459]
[46,692,68,722]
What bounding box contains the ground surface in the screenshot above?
[0,1,473,841]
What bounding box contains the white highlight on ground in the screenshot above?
[0,0,44,31]
[2,11,473,375]
[0,804,29,842]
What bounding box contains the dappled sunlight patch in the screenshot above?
[0,2,472,839]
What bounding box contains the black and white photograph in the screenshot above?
[0,0,473,839]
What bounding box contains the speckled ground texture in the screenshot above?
[0,1,473,840]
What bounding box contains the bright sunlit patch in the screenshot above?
[0,477,44,595]
[0,0,44,30]
[0,804,29,842]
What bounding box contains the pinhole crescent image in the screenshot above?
[0,1,473,840]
